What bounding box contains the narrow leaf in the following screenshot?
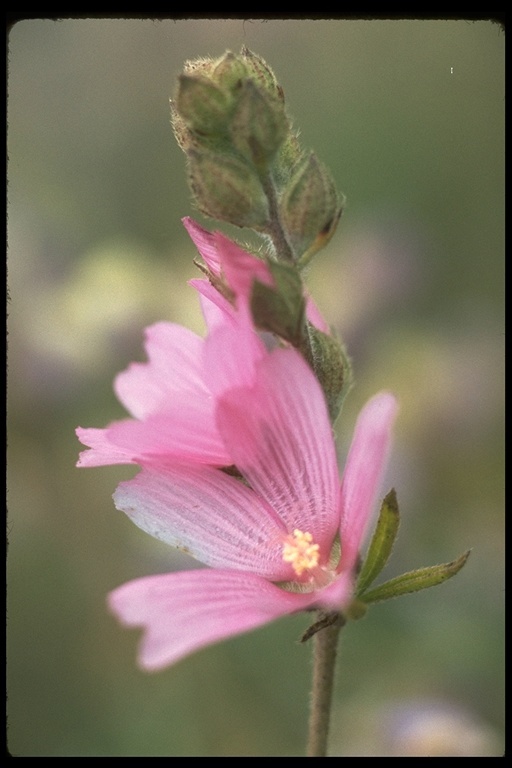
[360,550,471,605]
[356,488,400,596]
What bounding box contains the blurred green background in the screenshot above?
[7,19,504,756]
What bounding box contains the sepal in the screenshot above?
[175,74,231,140]
[300,323,352,423]
[280,151,343,261]
[250,261,305,346]
[187,151,269,230]
[230,79,288,169]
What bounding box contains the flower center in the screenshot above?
[282,529,320,577]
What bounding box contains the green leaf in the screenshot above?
[356,489,400,597]
[360,550,471,605]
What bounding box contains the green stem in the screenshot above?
[307,612,344,757]
[260,173,296,264]
[260,171,319,372]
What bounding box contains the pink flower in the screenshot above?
[107,323,397,669]
[76,217,397,670]
[76,218,327,470]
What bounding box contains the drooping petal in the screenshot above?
[113,464,292,579]
[338,392,398,573]
[114,322,206,419]
[108,568,318,670]
[215,348,340,551]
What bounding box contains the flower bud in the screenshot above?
[174,74,231,140]
[187,150,269,230]
[239,46,284,103]
[230,79,288,169]
[280,151,344,261]
[211,50,250,91]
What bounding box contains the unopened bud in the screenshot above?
[211,50,250,91]
[182,56,217,78]
[175,74,231,140]
[230,79,288,168]
[281,152,344,261]
[240,46,284,102]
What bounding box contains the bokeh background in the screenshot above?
[7,18,504,756]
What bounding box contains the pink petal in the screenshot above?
[202,303,267,399]
[215,348,340,552]
[213,229,273,302]
[108,568,318,670]
[76,426,138,467]
[338,392,398,572]
[315,568,355,610]
[305,294,330,334]
[190,279,236,330]
[113,464,291,579]
[104,412,230,466]
[182,217,221,274]
[114,322,206,420]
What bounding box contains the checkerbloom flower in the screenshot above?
[76,220,397,670]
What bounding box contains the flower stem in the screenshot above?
[261,172,296,264]
[307,612,344,757]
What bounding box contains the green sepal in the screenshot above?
[250,260,305,346]
[211,50,250,91]
[300,323,352,423]
[280,151,343,261]
[356,489,400,597]
[239,46,284,102]
[359,550,471,605]
[175,74,231,139]
[187,150,269,230]
[230,79,288,169]
[345,599,368,621]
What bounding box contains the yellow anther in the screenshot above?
[282,529,320,577]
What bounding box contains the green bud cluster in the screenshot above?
[171,47,344,262]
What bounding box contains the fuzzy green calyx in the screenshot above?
[281,152,344,264]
